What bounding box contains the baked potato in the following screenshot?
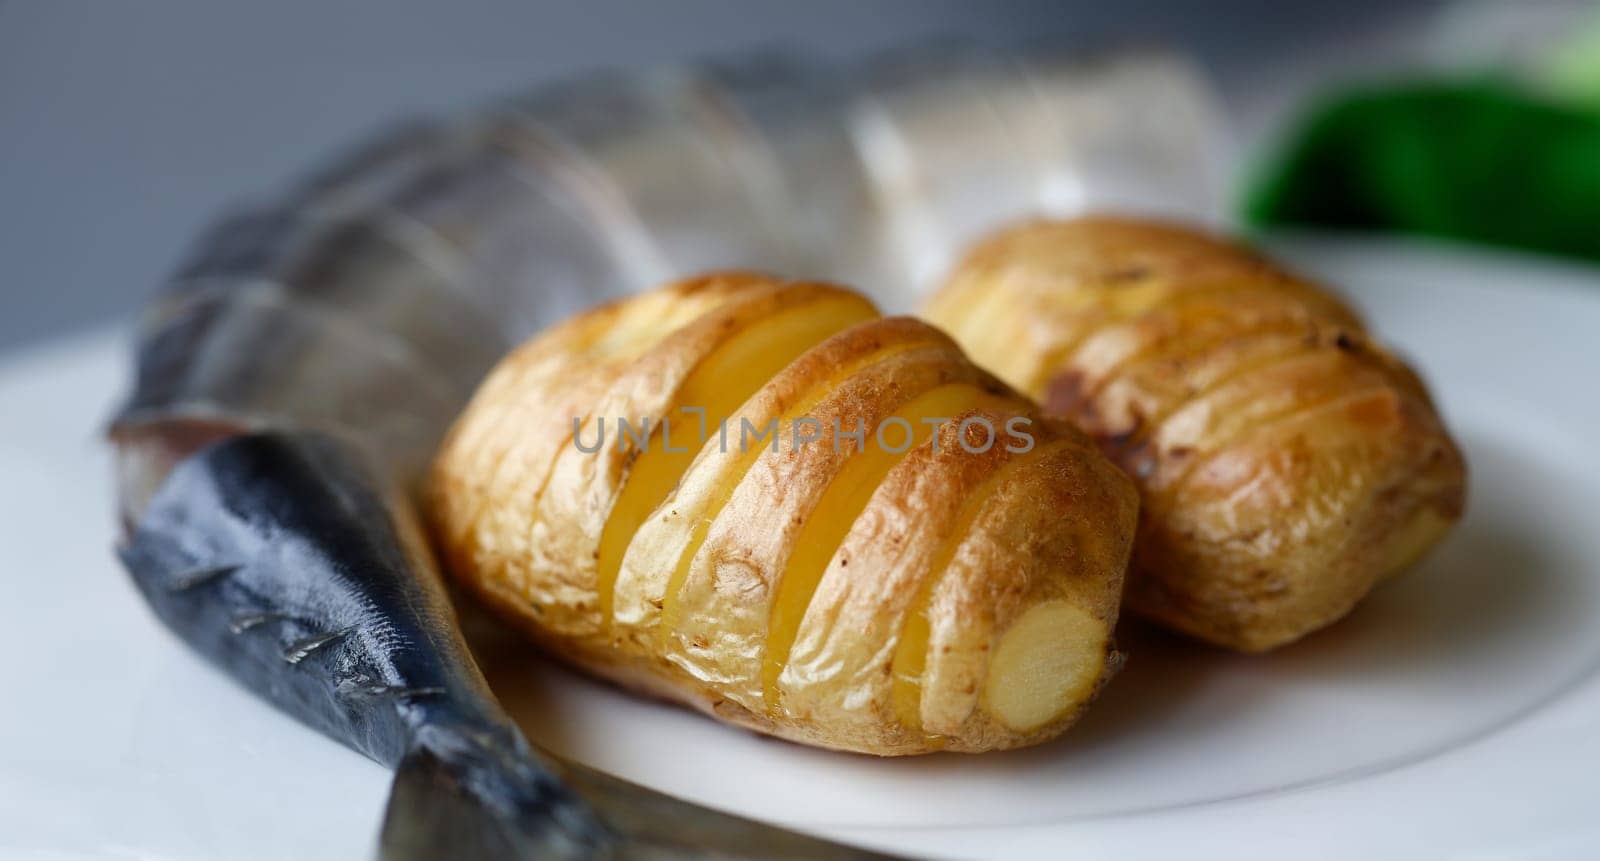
[924,218,1467,652]
[429,272,1140,754]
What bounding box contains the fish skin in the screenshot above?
[119,430,614,859]
[120,429,898,860]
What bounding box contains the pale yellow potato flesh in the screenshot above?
[924,217,1468,652]
[985,600,1107,732]
[775,414,1035,754]
[760,382,1019,708]
[429,274,1139,754]
[663,345,981,710]
[613,317,950,653]
[593,293,878,628]
[525,280,880,645]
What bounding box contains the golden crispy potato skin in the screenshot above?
[429,272,1139,754]
[924,218,1467,652]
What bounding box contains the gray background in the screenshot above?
[0,0,1438,351]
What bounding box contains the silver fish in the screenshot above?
[109,44,1219,859]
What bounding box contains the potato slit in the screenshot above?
[457,295,729,601]
[1017,279,1282,394]
[1147,347,1399,486]
[594,295,877,625]
[652,336,937,642]
[466,292,734,516]
[887,438,1072,731]
[438,320,614,555]
[759,383,1022,711]
[1165,380,1402,496]
[1062,307,1331,420]
[926,282,1089,386]
[1093,322,1339,454]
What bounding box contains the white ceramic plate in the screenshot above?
[3,236,1599,860]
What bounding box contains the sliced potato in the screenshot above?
[430,273,1139,754]
[924,217,1467,652]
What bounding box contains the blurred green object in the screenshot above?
[1243,81,1600,263]
[1538,9,1600,110]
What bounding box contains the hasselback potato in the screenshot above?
[924,218,1467,652]
[429,272,1139,754]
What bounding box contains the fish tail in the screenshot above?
[380,722,617,861]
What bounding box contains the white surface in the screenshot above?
[2,237,1599,859]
